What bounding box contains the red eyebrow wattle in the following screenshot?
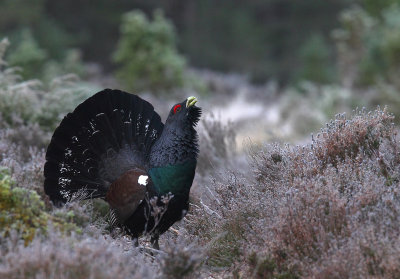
[173,104,181,114]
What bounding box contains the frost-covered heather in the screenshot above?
[0,38,95,133]
[188,107,400,278]
[0,229,156,279]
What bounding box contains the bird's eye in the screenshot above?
[173,104,181,114]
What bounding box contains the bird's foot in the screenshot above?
[150,236,159,250]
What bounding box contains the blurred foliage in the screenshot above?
[41,49,85,82]
[197,113,236,177]
[1,0,354,85]
[296,34,336,84]
[173,0,348,84]
[0,0,45,28]
[333,3,400,89]
[0,39,95,131]
[4,27,85,81]
[360,0,400,16]
[1,0,400,121]
[10,0,400,87]
[113,10,186,92]
[7,29,48,79]
[0,0,83,80]
[6,0,400,86]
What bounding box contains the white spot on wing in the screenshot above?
[138,175,148,186]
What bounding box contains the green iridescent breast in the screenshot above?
[149,159,196,195]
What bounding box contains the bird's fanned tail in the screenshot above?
[44,89,164,205]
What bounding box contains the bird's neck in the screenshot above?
[149,124,198,168]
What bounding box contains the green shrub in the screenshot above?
[361,0,400,16]
[7,29,47,79]
[0,168,46,244]
[0,168,80,245]
[113,10,186,93]
[0,38,94,131]
[4,27,84,81]
[296,34,336,84]
[333,4,400,89]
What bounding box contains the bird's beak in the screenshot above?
[186,96,197,108]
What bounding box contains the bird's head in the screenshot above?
[150,96,201,167]
[165,96,201,128]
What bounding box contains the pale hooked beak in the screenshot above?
[186,96,197,108]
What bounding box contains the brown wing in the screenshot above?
[105,168,149,223]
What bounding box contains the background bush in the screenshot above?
[113,10,186,93]
[333,3,400,89]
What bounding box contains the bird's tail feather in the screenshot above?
[44,89,164,205]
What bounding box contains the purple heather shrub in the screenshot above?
[188,107,400,278]
[0,229,156,279]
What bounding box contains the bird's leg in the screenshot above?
[133,238,139,247]
[150,236,159,250]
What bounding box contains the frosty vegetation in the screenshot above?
[1,36,400,279]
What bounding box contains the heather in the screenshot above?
[1,40,400,278]
[2,70,399,277]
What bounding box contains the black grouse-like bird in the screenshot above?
[44,89,201,248]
